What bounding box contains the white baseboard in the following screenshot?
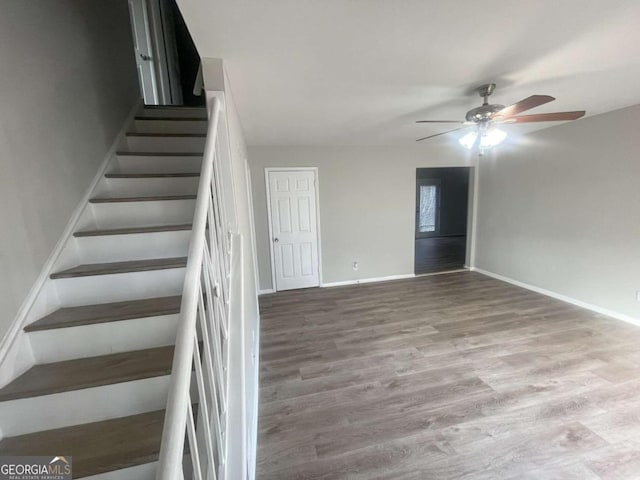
[261,269,472,293]
[471,267,640,327]
[321,273,415,288]
[0,98,143,381]
[415,268,468,278]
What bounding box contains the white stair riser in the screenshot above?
[53,268,185,307]
[0,376,171,437]
[140,107,207,118]
[132,119,208,134]
[74,231,191,264]
[89,200,196,229]
[84,462,157,480]
[112,155,203,174]
[95,177,200,197]
[52,231,190,273]
[29,314,179,363]
[123,136,206,153]
[83,457,191,480]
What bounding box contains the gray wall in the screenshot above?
[248,146,474,291]
[476,105,640,320]
[0,1,139,338]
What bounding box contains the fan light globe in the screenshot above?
[459,128,507,150]
[459,131,477,149]
[482,128,507,148]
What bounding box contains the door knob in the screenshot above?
[273,238,279,243]
[139,53,152,61]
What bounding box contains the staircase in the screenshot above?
[0,105,209,478]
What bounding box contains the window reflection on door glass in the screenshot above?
[419,185,437,232]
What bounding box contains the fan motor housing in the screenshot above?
[465,104,505,123]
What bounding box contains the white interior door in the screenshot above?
[267,170,320,291]
[128,0,159,105]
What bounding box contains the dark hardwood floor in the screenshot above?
[257,271,640,479]
[414,235,467,274]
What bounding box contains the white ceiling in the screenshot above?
[179,0,640,146]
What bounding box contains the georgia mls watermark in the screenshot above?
[0,456,72,480]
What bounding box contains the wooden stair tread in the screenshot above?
[126,133,206,138]
[116,151,203,157]
[0,346,174,402]
[74,224,192,237]
[105,172,200,178]
[135,116,207,121]
[142,105,205,109]
[50,257,187,279]
[25,296,182,332]
[90,194,196,203]
[0,409,166,478]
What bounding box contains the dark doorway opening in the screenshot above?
[415,167,470,274]
[166,1,204,107]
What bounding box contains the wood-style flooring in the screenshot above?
[414,235,466,274]
[257,271,640,479]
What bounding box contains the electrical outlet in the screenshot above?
[352,261,359,271]
[636,291,640,302]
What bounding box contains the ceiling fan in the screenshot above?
[415,83,585,152]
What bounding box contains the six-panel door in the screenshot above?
[268,170,320,291]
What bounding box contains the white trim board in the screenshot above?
[321,273,415,288]
[248,289,261,480]
[467,164,480,268]
[244,159,261,299]
[258,269,470,294]
[321,269,470,288]
[0,98,143,385]
[471,267,640,327]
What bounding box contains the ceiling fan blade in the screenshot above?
[415,120,465,124]
[416,126,468,142]
[494,95,555,119]
[500,111,586,123]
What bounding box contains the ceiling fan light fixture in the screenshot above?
[416,84,585,145]
[458,127,507,150]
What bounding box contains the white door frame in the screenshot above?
[265,167,323,292]
[128,0,159,104]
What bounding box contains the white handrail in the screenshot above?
[157,96,230,479]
